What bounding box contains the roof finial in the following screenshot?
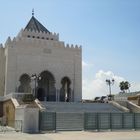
[32,8,34,16]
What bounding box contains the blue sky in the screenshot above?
[0,0,140,99]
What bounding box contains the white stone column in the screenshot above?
[57,89,60,102]
[70,80,74,102]
[55,78,61,102]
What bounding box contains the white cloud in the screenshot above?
[130,82,140,92]
[82,61,88,67]
[82,70,125,99]
[82,60,93,68]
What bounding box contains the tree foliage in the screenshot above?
[119,81,130,93]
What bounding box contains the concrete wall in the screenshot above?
[15,107,39,133]
[0,46,5,96]
[4,29,82,101]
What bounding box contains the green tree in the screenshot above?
[119,81,130,93]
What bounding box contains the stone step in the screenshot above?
[41,102,122,113]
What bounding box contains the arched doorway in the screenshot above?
[37,71,56,101]
[60,77,71,102]
[37,88,45,101]
[18,74,31,93]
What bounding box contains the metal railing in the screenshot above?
[39,111,140,131]
[84,113,140,131]
[39,111,56,131]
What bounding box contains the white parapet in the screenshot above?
[18,29,59,41]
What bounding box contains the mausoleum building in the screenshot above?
[0,14,82,102]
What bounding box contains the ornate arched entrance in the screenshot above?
[60,77,71,102]
[18,74,31,93]
[37,71,56,101]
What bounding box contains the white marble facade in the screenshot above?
[0,15,82,102]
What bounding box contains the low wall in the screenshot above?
[4,92,32,101]
[117,101,140,113]
[127,102,140,113]
[109,101,129,112]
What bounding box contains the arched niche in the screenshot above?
[60,77,71,102]
[18,74,31,93]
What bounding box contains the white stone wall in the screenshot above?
[0,46,5,96]
[4,30,82,101]
[15,107,39,133]
[18,29,59,41]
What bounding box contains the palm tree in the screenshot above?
[119,81,125,93]
[119,81,130,93]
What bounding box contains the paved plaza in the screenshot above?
[0,131,140,140]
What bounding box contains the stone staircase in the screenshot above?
[40,102,123,131]
[41,102,123,113]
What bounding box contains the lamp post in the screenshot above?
[31,74,41,98]
[106,79,114,100]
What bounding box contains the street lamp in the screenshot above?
[106,79,115,100]
[31,74,41,98]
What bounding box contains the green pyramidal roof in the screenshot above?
[24,16,50,33]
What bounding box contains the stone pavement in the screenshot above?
[0,131,140,140]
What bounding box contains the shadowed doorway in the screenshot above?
[37,71,56,101]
